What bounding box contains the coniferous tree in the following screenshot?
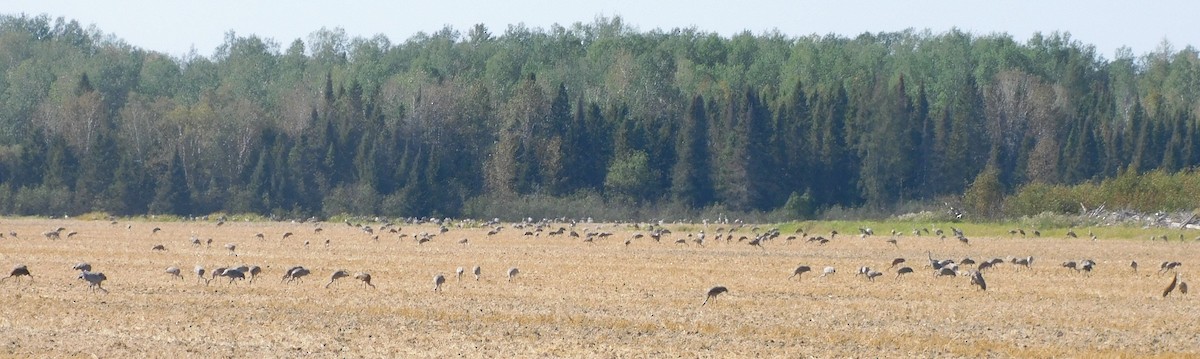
[150,150,192,215]
[671,95,714,207]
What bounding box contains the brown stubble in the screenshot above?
[0,218,1196,357]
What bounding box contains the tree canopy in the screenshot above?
[1,14,1198,220]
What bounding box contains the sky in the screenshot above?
[5,0,1198,60]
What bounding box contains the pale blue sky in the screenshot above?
[5,0,1197,59]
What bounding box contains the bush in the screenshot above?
[11,185,74,216]
[322,184,379,217]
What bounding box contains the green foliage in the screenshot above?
[0,14,1197,220]
[604,150,657,204]
[963,166,1004,219]
[782,191,815,219]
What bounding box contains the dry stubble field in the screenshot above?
[0,217,1197,358]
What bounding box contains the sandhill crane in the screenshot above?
[66,231,78,238]
[896,267,914,278]
[937,267,958,277]
[152,244,166,251]
[472,266,481,281]
[72,262,92,272]
[354,272,374,288]
[866,270,883,281]
[890,258,906,268]
[165,266,182,279]
[1131,261,1139,273]
[211,267,226,282]
[960,258,976,265]
[458,238,469,245]
[978,261,995,272]
[152,227,162,234]
[1160,261,1182,273]
[283,266,310,284]
[1011,257,1031,269]
[433,273,446,291]
[821,266,836,277]
[790,265,812,280]
[282,232,293,240]
[1164,273,1180,297]
[206,238,213,247]
[1067,229,1077,238]
[218,268,245,284]
[455,267,465,281]
[78,271,107,293]
[255,233,265,240]
[231,265,250,275]
[1181,279,1190,295]
[246,266,262,283]
[970,270,987,290]
[1079,259,1095,274]
[747,236,763,249]
[1062,261,1078,271]
[507,267,519,281]
[194,265,208,285]
[225,243,237,256]
[701,286,728,307]
[926,251,940,269]
[1,264,31,283]
[326,270,350,288]
[191,237,201,246]
[886,237,898,248]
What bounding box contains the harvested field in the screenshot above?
[0,218,1196,357]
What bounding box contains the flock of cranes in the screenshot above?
[0,219,1193,308]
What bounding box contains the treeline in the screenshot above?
[0,14,1199,220]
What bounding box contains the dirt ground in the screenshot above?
[0,218,1195,357]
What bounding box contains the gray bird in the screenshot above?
[970,270,987,290]
[283,266,311,284]
[789,265,812,280]
[218,268,245,284]
[326,270,351,288]
[354,272,375,288]
[246,265,262,283]
[507,267,519,281]
[1,264,31,283]
[78,271,107,293]
[866,270,883,282]
[701,286,728,307]
[165,266,183,279]
[472,266,481,281]
[433,273,446,291]
[194,265,208,285]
